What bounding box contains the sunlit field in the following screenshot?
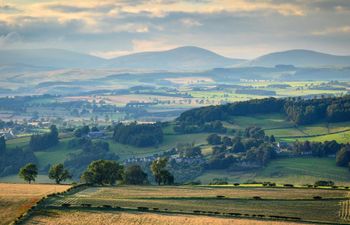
[0,183,70,225]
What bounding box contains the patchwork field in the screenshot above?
[229,114,350,144]
[0,183,70,225]
[39,185,350,224]
[25,210,310,225]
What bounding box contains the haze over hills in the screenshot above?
[1,47,350,71]
[0,49,106,69]
[248,49,350,67]
[107,46,246,71]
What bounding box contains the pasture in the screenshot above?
[0,183,70,225]
[197,157,350,186]
[37,185,349,224]
[230,113,350,144]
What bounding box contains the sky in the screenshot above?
[0,0,349,59]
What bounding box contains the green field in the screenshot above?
[39,185,350,224]
[196,157,350,186]
[6,132,210,170]
[230,114,350,144]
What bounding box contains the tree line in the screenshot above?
[18,158,174,186]
[0,136,37,177]
[29,125,59,151]
[176,95,350,129]
[113,122,163,147]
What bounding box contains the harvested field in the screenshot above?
[42,186,348,224]
[0,183,70,225]
[25,210,309,225]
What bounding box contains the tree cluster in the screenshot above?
[29,125,59,151]
[176,95,350,128]
[113,122,163,147]
[64,140,119,178]
[0,137,37,177]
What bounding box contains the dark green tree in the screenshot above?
[123,165,148,185]
[336,146,350,167]
[19,163,38,183]
[81,160,123,185]
[150,158,173,185]
[48,163,71,184]
[0,136,5,154]
[206,134,221,145]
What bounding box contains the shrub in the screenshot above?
[216,195,225,198]
[314,180,335,187]
[102,205,112,208]
[81,203,91,207]
[313,196,322,200]
[233,183,240,186]
[283,184,294,188]
[137,207,149,211]
[62,203,71,207]
[253,196,262,200]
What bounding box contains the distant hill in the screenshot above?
[2,48,350,71]
[248,49,350,67]
[0,49,105,69]
[107,46,246,71]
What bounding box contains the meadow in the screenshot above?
[228,113,350,144]
[197,157,350,185]
[0,183,70,225]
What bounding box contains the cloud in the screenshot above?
[0,4,20,13]
[0,32,21,47]
[312,26,350,36]
[0,0,349,58]
[180,18,202,27]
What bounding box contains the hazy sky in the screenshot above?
[0,0,349,59]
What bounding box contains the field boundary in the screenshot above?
[277,128,350,139]
[38,204,345,225]
[11,183,89,225]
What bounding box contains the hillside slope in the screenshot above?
[248,49,350,67]
[108,46,246,71]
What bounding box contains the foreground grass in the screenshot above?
[0,183,70,225]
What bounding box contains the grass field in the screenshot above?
[0,183,70,225]
[231,114,350,144]
[5,132,210,171]
[40,185,348,224]
[25,210,310,225]
[108,133,210,160]
[196,157,350,186]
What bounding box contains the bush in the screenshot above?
[253,196,262,200]
[137,207,149,211]
[233,183,240,186]
[62,203,71,207]
[283,184,294,188]
[313,196,322,200]
[314,180,335,187]
[216,195,225,198]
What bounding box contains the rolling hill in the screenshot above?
[0,49,105,69]
[0,47,245,71]
[248,49,350,67]
[107,46,246,71]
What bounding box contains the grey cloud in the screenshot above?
[0,4,21,13]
